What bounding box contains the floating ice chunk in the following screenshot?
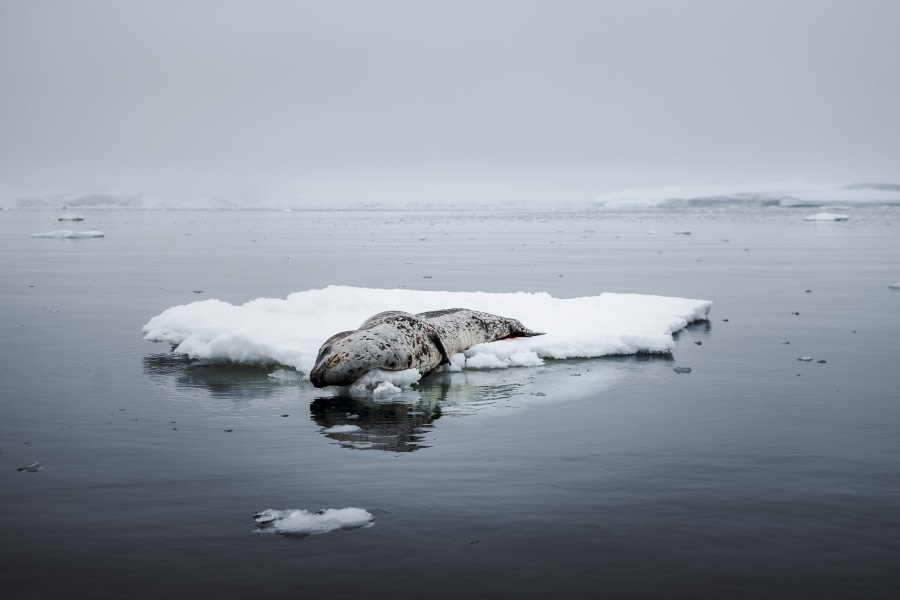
[804,212,849,221]
[674,230,692,235]
[889,283,900,290]
[31,230,105,238]
[17,462,41,472]
[142,286,712,378]
[56,214,85,221]
[323,424,363,434]
[254,507,374,536]
[349,368,420,393]
[673,366,692,374]
[798,357,813,362]
[372,381,402,397]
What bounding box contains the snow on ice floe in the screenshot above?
[804,212,849,221]
[31,230,105,238]
[254,507,373,536]
[142,286,712,385]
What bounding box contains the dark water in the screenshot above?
[1,206,899,599]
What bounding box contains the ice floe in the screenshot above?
[56,214,85,221]
[31,230,105,238]
[805,212,849,221]
[254,507,373,536]
[142,286,712,385]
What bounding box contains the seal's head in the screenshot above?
[308,330,376,388]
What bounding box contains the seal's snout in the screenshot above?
[309,352,344,388]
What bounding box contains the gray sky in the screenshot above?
[1,0,898,204]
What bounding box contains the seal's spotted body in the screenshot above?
[309,309,543,388]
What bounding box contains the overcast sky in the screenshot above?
[1,0,898,204]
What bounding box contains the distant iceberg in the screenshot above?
[805,212,849,221]
[594,182,900,208]
[142,286,712,385]
[31,230,105,238]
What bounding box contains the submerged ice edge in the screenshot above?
[142,286,712,383]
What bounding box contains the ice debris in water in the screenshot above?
[889,283,900,290]
[17,462,41,472]
[323,424,362,434]
[142,286,713,382]
[56,214,85,221]
[805,212,849,221]
[798,357,814,362]
[254,507,374,536]
[31,230,105,238]
[349,368,419,394]
[673,367,692,374]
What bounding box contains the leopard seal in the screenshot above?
[309,309,544,388]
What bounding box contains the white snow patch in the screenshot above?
[323,424,363,434]
[254,507,373,536]
[142,286,712,380]
[31,230,105,238]
[805,212,849,221]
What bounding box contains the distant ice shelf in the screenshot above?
[31,230,105,238]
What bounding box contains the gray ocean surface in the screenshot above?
[1,205,899,599]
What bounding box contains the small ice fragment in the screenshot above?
[56,214,85,221]
[798,357,813,362]
[323,424,362,434]
[254,507,373,536]
[673,367,692,374]
[532,392,547,396]
[889,282,900,290]
[193,290,203,294]
[17,462,41,472]
[372,381,402,397]
[694,341,702,345]
[817,360,827,364]
[675,230,691,235]
[805,212,849,221]
[345,413,359,420]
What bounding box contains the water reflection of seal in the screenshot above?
[309,309,544,388]
[311,396,442,452]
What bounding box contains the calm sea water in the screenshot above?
[1,205,899,599]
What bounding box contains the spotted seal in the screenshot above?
[309,309,544,387]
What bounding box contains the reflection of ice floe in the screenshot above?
[805,212,849,221]
[31,230,105,238]
[254,507,373,536]
[323,424,362,434]
[142,286,712,384]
